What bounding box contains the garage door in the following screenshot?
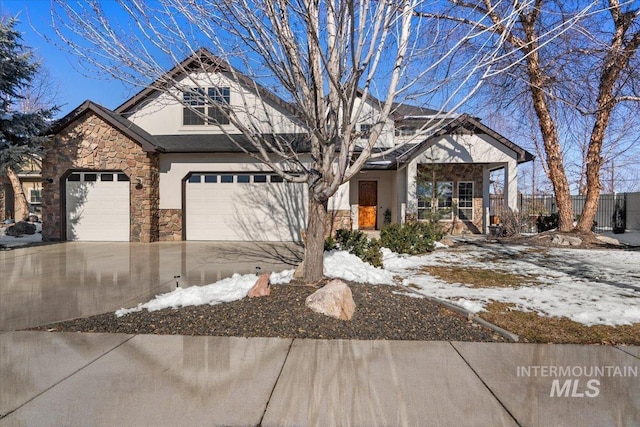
[185,173,307,241]
[66,172,130,241]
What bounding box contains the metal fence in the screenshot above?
[490,192,639,232]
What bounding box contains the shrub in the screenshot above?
[500,209,535,236]
[325,229,383,267]
[536,212,559,232]
[380,221,444,255]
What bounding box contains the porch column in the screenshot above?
[483,166,491,233]
[504,160,518,211]
[405,161,417,220]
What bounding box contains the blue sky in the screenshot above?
[1,0,131,116]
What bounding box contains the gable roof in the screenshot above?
[115,48,299,118]
[364,113,534,169]
[50,100,161,153]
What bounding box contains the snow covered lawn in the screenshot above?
[384,245,640,327]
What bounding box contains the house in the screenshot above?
[41,50,533,243]
[0,158,43,221]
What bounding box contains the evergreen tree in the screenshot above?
[0,17,56,220]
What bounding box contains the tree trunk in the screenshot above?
[5,166,30,221]
[519,22,575,231]
[303,196,328,283]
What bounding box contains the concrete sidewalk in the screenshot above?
[1,332,638,426]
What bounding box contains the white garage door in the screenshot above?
[185,173,307,241]
[66,172,130,241]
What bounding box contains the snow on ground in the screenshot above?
[116,269,296,316]
[0,223,43,248]
[324,250,394,285]
[390,244,640,326]
[117,250,393,316]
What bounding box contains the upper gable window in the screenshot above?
[183,87,231,126]
[359,124,372,139]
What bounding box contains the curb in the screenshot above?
[396,284,520,343]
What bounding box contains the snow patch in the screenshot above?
[324,250,394,284]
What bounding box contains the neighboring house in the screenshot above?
[42,50,533,243]
[0,158,43,221]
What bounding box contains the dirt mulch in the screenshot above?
[29,282,505,342]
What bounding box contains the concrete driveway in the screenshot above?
[0,241,302,331]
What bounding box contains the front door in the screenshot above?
[358,181,377,229]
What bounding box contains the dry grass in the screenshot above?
[421,266,541,288]
[479,302,640,345]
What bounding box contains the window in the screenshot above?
[101,173,114,182]
[188,175,202,183]
[204,175,217,183]
[395,126,417,137]
[254,175,267,183]
[436,181,453,220]
[183,87,230,126]
[270,175,284,183]
[117,173,129,182]
[416,180,453,220]
[458,182,474,220]
[237,175,250,183]
[29,188,42,204]
[84,173,97,182]
[416,181,433,220]
[220,175,234,183]
[68,174,81,182]
[359,124,372,139]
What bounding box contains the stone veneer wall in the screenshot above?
[42,112,159,242]
[416,163,484,234]
[326,209,352,237]
[159,208,183,241]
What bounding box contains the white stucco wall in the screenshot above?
[127,72,303,135]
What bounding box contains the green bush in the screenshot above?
[324,229,383,267]
[380,221,444,255]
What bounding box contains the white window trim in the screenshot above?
[457,181,474,221]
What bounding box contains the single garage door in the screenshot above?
[185,172,307,241]
[66,172,130,241]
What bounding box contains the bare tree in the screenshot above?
[51,0,536,281]
[420,0,640,232]
[1,18,56,221]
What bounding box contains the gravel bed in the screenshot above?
[30,283,504,342]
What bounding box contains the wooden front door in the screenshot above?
[358,181,377,229]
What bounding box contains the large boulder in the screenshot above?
[248,273,271,298]
[6,221,36,236]
[305,279,355,320]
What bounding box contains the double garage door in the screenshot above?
[185,172,307,241]
[64,171,307,242]
[65,172,130,241]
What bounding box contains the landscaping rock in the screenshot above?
[552,234,582,246]
[248,273,271,298]
[305,279,355,320]
[6,221,36,236]
[293,261,304,279]
[595,235,621,246]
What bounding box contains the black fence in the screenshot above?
[490,192,638,232]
